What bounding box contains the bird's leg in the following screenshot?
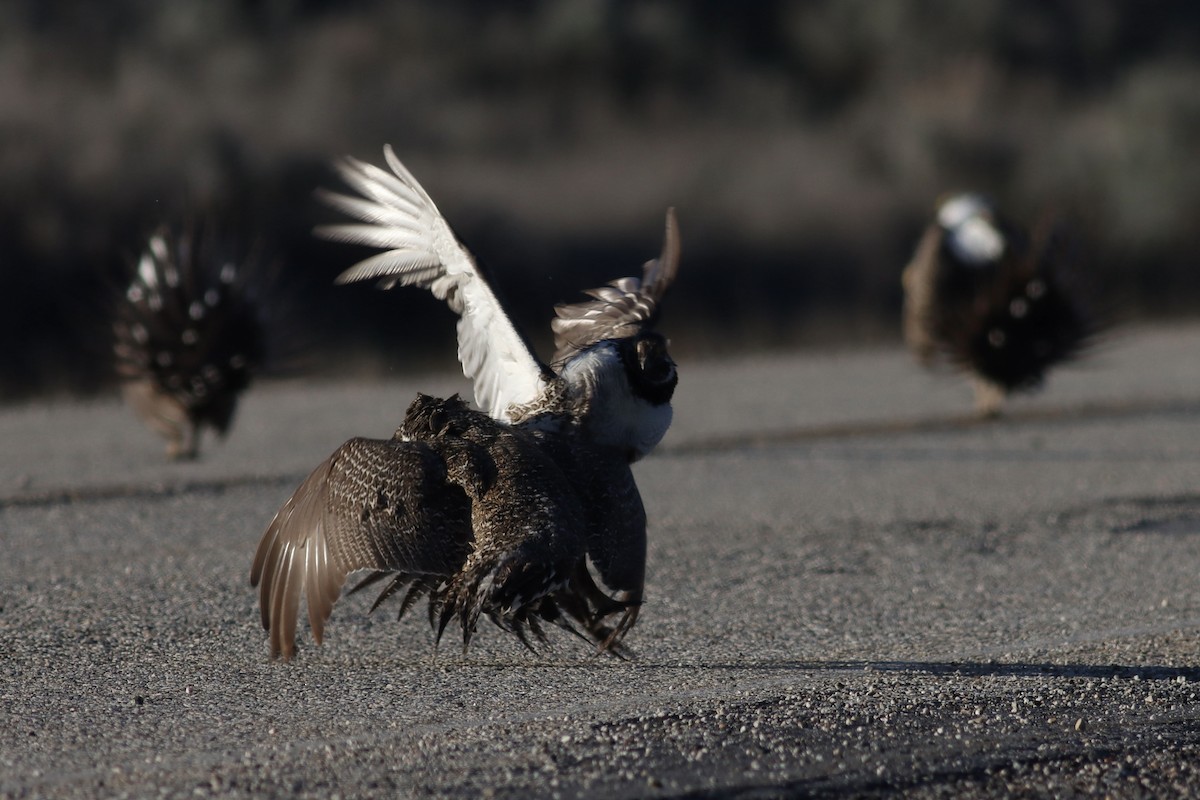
[166,421,199,460]
[971,377,1006,418]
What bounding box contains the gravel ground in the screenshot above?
[3,323,1200,798]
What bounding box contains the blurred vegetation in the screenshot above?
[2,0,1200,400]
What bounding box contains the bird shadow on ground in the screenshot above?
[615,659,1200,682]
[840,658,1200,681]
[435,655,1200,683]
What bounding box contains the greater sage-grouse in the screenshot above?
[901,193,1097,416]
[113,224,265,460]
[252,146,680,658]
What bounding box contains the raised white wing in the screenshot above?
[317,145,549,421]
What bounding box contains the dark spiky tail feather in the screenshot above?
[939,215,1104,393]
[347,560,637,657]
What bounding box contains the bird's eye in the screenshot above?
[636,338,675,382]
[636,339,659,369]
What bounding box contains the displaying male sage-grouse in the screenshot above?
[901,193,1097,416]
[112,224,265,459]
[251,145,679,659]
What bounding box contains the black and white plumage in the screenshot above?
[901,193,1097,415]
[251,146,680,658]
[113,225,264,459]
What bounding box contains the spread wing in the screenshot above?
[316,145,550,421]
[250,436,472,659]
[549,208,680,368]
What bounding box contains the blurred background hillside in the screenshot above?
[3,0,1199,401]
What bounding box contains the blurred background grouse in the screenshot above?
[112,223,266,460]
[902,193,1101,416]
[252,146,679,659]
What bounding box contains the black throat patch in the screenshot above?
[618,333,677,407]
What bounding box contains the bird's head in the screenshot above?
[622,331,677,407]
[554,331,677,460]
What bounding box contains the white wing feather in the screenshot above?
[318,146,548,421]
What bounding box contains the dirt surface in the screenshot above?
[4,323,1200,798]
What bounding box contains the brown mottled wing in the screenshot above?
[900,223,945,366]
[250,436,471,659]
[549,208,679,369]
